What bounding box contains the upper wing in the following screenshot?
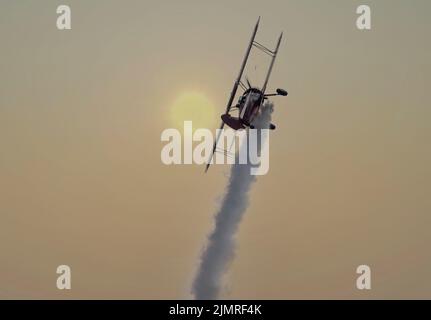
[205,18,260,173]
[261,32,283,94]
[224,17,260,115]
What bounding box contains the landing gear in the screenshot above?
[249,123,276,130]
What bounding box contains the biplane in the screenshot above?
[205,17,287,172]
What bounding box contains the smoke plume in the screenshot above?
[192,102,273,299]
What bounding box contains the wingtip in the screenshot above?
[277,31,283,45]
[256,16,261,25]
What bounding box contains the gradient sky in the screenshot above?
[0,0,430,299]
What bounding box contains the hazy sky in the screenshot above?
[0,0,430,299]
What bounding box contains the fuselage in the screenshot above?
[237,88,264,126]
[221,87,265,130]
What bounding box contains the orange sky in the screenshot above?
[0,0,430,299]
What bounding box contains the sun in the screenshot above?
[170,92,216,130]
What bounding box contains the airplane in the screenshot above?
[205,17,287,172]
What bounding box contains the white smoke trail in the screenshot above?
[192,102,273,300]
